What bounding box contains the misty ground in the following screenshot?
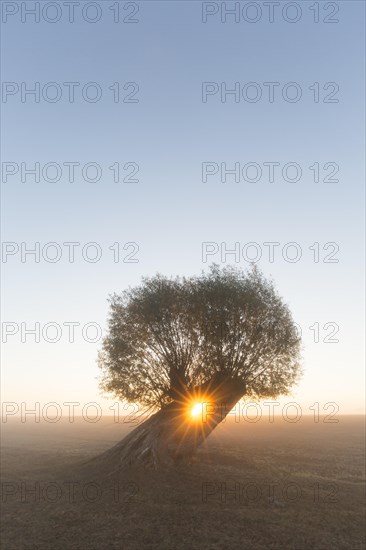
[1,415,365,550]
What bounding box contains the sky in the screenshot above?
[1,0,365,419]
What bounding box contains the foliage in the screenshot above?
[98,265,301,408]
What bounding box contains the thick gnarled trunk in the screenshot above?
[92,374,246,471]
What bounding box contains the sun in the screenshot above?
[191,402,204,418]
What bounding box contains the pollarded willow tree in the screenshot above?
[96,265,301,470]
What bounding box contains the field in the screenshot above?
[1,415,365,549]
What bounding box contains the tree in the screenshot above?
[96,265,301,470]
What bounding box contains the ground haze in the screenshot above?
[1,416,365,549]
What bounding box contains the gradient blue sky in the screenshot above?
[1,1,365,415]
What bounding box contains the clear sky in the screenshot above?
[1,1,365,418]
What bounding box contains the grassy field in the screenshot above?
[1,415,365,549]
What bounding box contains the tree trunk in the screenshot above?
[91,373,246,472]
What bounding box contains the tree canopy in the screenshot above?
[98,265,301,409]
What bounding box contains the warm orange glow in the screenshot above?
[191,402,204,417]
